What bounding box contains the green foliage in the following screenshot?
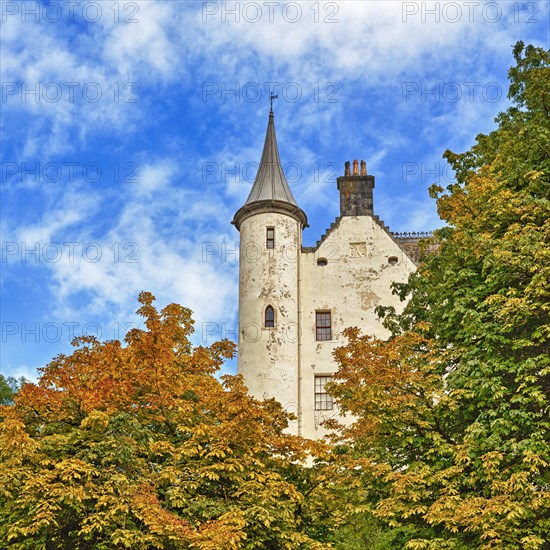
[0,375,26,406]
[327,42,550,549]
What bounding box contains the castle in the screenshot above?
[232,108,428,439]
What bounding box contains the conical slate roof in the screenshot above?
[244,111,298,205]
[232,111,308,230]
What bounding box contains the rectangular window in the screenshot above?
[266,227,275,249]
[315,375,333,411]
[315,311,332,341]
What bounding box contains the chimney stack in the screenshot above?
[337,159,375,217]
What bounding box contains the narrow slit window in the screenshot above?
[315,311,332,341]
[265,305,275,328]
[315,375,333,410]
[266,227,275,249]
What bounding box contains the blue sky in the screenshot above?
[1,0,548,381]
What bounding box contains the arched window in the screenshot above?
[265,305,275,328]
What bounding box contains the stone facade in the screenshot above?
[233,112,428,440]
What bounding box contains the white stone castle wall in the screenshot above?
[237,211,302,433]
[237,212,417,440]
[298,216,416,439]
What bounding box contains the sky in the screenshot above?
[1,0,548,382]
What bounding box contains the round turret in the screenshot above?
[232,110,307,434]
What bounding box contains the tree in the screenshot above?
[0,375,26,406]
[0,292,329,549]
[326,42,550,549]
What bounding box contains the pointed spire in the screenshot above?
[244,110,299,206]
[232,109,308,230]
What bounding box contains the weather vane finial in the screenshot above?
[270,92,278,113]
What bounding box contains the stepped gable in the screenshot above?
[302,159,434,264]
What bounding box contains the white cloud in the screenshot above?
[5,158,239,337]
[10,184,101,245]
[100,2,182,81]
[2,0,547,380]
[131,160,176,197]
[3,0,544,163]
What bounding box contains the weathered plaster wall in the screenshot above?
[237,212,417,440]
[298,216,416,439]
[238,212,301,433]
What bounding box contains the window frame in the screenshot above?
[264,305,275,328]
[315,310,332,341]
[314,375,334,411]
[266,227,275,249]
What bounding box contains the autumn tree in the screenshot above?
[0,292,329,549]
[326,42,550,549]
